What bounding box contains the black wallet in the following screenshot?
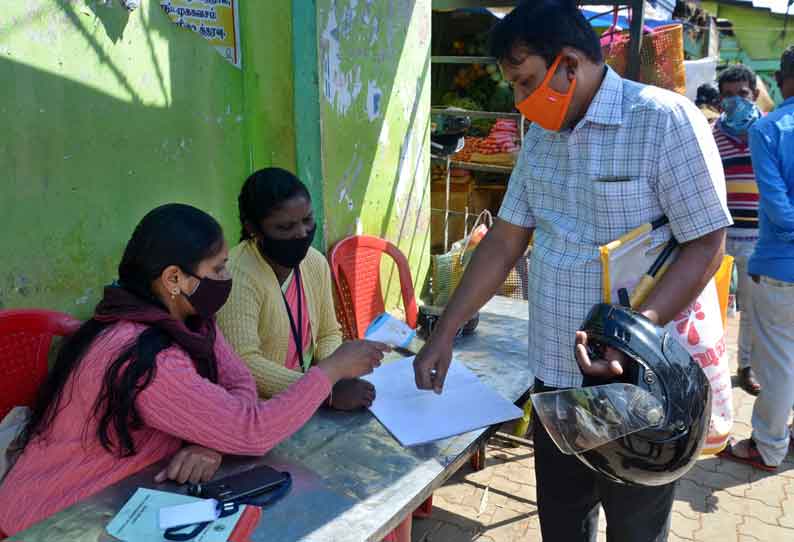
[166,466,292,541]
[187,464,291,504]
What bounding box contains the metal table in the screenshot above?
[10,296,533,542]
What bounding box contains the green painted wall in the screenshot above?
[701,1,792,103]
[292,0,326,250]
[0,0,296,316]
[242,1,297,174]
[702,3,792,61]
[315,0,432,308]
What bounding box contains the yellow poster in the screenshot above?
[160,0,241,68]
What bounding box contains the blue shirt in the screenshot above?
[748,97,794,282]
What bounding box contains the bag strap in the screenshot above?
[601,7,621,45]
[601,7,653,45]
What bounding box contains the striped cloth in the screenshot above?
[713,122,759,242]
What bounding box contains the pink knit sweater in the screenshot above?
[0,321,331,536]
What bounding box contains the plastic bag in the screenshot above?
[666,284,733,454]
[600,222,733,454]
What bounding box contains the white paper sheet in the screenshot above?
[362,356,522,446]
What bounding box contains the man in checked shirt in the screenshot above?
[414,3,731,541]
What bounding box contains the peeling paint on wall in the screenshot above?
[318,0,431,309]
[321,5,364,116]
[366,80,382,121]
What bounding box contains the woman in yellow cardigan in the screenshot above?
[220,167,412,542]
[218,167,376,409]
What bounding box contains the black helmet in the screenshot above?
[532,304,711,486]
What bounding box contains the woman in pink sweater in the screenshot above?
[0,204,387,537]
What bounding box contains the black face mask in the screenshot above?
[258,226,316,269]
[186,275,233,318]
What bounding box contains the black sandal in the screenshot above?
[737,367,761,396]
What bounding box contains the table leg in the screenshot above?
[412,496,433,518]
[471,440,487,471]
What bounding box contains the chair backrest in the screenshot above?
[329,235,418,340]
[0,309,81,420]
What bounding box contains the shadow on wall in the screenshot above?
[317,0,432,311]
[87,0,132,44]
[0,0,246,315]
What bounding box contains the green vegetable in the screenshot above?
[441,91,461,106]
[470,118,495,136]
[488,85,515,112]
[441,95,483,111]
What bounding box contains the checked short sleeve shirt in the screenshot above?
[499,67,732,388]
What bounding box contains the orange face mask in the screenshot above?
[515,55,577,132]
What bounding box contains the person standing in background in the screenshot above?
[713,64,764,395]
[721,45,794,471]
[696,82,721,124]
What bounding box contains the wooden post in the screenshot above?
[627,0,645,82]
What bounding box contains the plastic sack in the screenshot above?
[600,224,733,454]
[667,284,733,454]
[684,57,719,103]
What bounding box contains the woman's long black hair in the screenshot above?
[18,204,224,457]
[237,167,311,242]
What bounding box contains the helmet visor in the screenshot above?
[531,383,665,455]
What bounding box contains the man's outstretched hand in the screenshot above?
[413,335,454,394]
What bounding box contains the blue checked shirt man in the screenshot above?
[414,5,730,541]
[498,66,731,388]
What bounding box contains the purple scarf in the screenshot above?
[93,285,218,381]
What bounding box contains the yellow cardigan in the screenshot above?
[217,240,342,398]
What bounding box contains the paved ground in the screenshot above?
[413,315,794,542]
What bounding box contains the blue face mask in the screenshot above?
[720,96,761,137]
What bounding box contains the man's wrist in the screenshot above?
[432,317,460,342]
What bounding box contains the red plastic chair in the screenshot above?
[0,309,81,420]
[329,236,432,521]
[329,235,418,340]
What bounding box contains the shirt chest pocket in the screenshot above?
[585,176,658,245]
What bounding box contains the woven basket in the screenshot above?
[601,24,687,95]
[431,210,492,306]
